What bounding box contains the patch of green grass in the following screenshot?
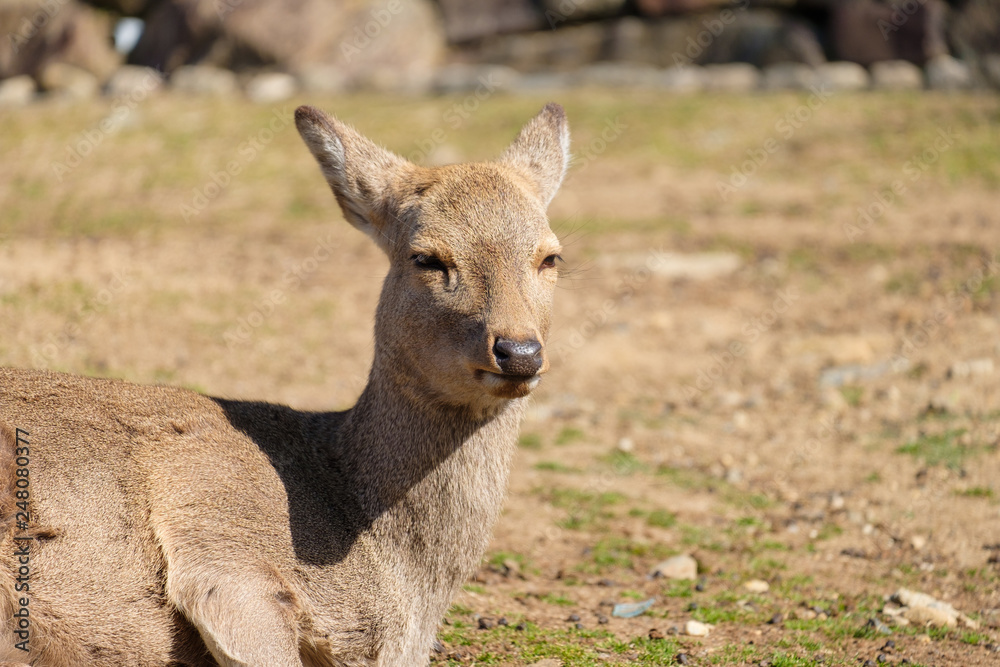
[463,584,486,594]
[645,509,677,529]
[540,592,576,607]
[957,485,994,499]
[518,432,543,449]
[541,488,626,531]
[555,427,586,445]
[897,428,982,470]
[839,385,864,407]
[534,461,580,473]
[603,450,647,475]
[582,537,672,574]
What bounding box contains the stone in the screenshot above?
[819,361,893,388]
[0,75,36,107]
[245,72,297,103]
[702,63,760,92]
[903,605,957,628]
[744,579,770,593]
[509,72,578,93]
[829,0,947,66]
[542,0,627,22]
[684,619,711,636]
[431,64,520,94]
[870,60,924,90]
[39,62,99,100]
[925,55,974,90]
[576,62,661,88]
[527,660,563,667]
[436,0,544,42]
[658,66,703,93]
[762,63,818,91]
[297,65,352,95]
[170,65,238,95]
[948,358,995,378]
[816,61,870,91]
[651,554,698,580]
[104,66,163,98]
[890,588,979,629]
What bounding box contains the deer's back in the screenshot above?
[0,368,352,665]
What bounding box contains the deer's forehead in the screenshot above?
[406,165,554,252]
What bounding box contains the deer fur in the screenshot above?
[0,102,569,666]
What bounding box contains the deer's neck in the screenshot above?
[338,367,522,590]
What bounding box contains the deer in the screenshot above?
[0,102,570,666]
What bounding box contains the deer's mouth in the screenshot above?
[478,370,541,398]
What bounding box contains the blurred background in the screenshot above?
[1,0,1000,98]
[2,1,1000,665]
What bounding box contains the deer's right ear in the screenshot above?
[295,105,410,251]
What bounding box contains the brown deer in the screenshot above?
[0,103,569,666]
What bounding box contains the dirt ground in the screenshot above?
[1,91,999,666]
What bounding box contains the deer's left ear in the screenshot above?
[499,103,570,207]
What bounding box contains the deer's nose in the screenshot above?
[492,337,543,376]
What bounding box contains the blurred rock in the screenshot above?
[651,554,698,580]
[699,10,825,68]
[658,65,704,92]
[170,65,238,95]
[39,62,100,99]
[702,62,759,91]
[948,358,994,379]
[104,65,163,98]
[130,0,444,86]
[509,71,577,93]
[925,54,974,90]
[245,71,297,102]
[819,361,894,388]
[542,0,627,23]
[0,74,35,107]
[830,0,947,67]
[744,579,770,593]
[474,23,606,71]
[636,0,742,17]
[576,62,662,87]
[816,61,869,91]
[684,619,711,636]
[890,588,979,630]
[436,0,543,43]
[762,62,818,91]
[870,60,923,90]
[949,0,1000,61]
[0,0,121,81]
[297,65,352,94]
[431,63,520,94]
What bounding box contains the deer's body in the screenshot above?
[0,104,569,666]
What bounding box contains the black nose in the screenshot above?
[493,337,543,376]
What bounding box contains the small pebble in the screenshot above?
[986,643,1000,653]
[574,622,584,630]
[432,640,445,653]
[687,602,699,611]
[877,654,888,663]
[695,579,707,592]
[597,578,616,587]
[768,613,783,625]
[568,613,581,622]
[478,617,494,630]
[597,614,609,624]
[863,661,876,667]
[515,622,527,631]
[497,617,508,626]
[649,628,665,640]
[882,640,895,650]
[675,653,692,665]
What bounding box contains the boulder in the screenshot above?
[925,54,974,90]
[0,74,35,107]
[170,65,238,95]
[762,62,818,91]
[870,59,923,90]
[702,62,759,92]
[0,0,121,81]
[104,65,164,98]
[816,61,870,91]
[245,71,297,102]
[948,0,1000,61]
[829,0,947,67]
[435,0,544,43]
[39,62,100,99]
[129,0,444,89]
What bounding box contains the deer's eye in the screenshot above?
[540,254,561,270]
[413,254,447,272]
